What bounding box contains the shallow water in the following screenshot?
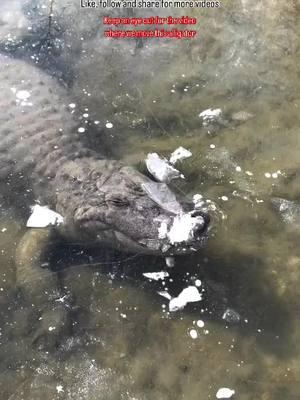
[1,0,300,399]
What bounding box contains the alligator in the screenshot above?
[0,54,209,346]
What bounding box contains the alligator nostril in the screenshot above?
[191,211,210,237]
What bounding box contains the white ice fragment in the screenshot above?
[235,166,242,172]
[168,213,203,244]
[196,319,205,328]
[78,127,85,133]
[195,279,201,287]
[1,228,7,233]
[210,144,216,149]
[143,271,169,281]
[216,388,235,399]
[221,196,229,201]
[169,146,192,164]
[146,153,183,182]
[199,108,222,121]
[169,286,202,312]
[56,385,64,393]
[264,172,271,178]
[68,103,76,108]
[193,194,203,204]
[272,172,278,179]
[26,205,64,228]
[83,113,89,118]
[245,171,253,176]
[16,90,30,100]
[189,329,198,339]
[106,122,113,128]
[48,326,56,332]
[165,257,175,268]
[158,291,172,300]
[94,120,100,125]
[158,221,168,239]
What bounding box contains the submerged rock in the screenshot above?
[271,197,300,228]
[231,110,254,122]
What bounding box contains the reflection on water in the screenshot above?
[1,0,300,399]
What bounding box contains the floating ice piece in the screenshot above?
[165,256,175,267]
[56,385,64,394]
[143,271,169,281]
[16,90,30,100]
[193,193,203,205]
[196,319,205,327]
[216,388,235,399]
[189,329,198,339]
[168,212,204,244]
[169,147,192,164]
[169,286,202,312]
[146,153,183,182]
[26,205,64,228]
[143,182,184,215]
[106,122,113,128]
[199,108,222,126]
[158,291,172,300]
[199,108,222,120]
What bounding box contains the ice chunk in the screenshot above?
[158,221,168,239]
[199,108,222,126]
[16,90,30,100]
[216,388,235,399]
[169,286,202,312]
[143,271,169,281]
[142,182,184,215]
[168,213,204,244]
[169,146,192,164]
[26,205,64,228]
[158,291,172,300]
[165,256,175,267]
[56,385,64,394]
[146,153,183,182]
[189,329,198,339]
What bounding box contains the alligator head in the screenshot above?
[55,159,210,255]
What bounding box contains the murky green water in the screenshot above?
[1,0,300,399]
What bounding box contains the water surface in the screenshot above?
[1,1,300,399]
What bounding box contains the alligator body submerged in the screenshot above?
[0,49,210,348]
[0,54,209,256]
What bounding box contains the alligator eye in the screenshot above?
[108,196,129,207]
